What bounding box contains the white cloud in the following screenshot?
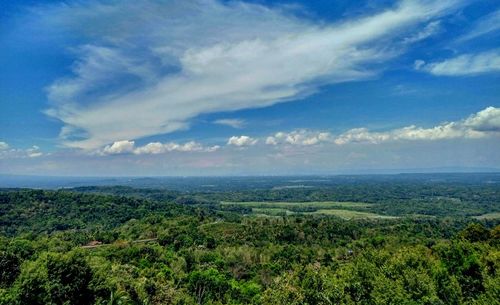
[134,141,220,154]
[265,136,278,145]
[35,0,462,150]
[94,107,500,155]
[0,144,44,159]
[227,136,258,147]
[266,130,331,146]
[415,50,500,76]
[102,140,135,155]
[213,118,246,128]
[334,106,500,144]
[26,146,43,158]
[457,9,500,42]
[414,59,426,70]
[334,128,392,145]
[102,140,219,155]
[132,142,163,155]
[462,106,500,132]
[403,20,441,43]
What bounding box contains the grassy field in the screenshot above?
[251,207,296,216]
[473,212,500,220]
[309,209,397,220]
[220,201,397,219]
[221,201,370,209]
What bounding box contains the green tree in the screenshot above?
[187,268,229,304]
[459,224,490,242]
[0,251,20,288]
[46,252,94,305]
[13,260,49,305]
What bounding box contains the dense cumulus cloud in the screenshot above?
[334,106,500,144]
[227,136,258,147]
[262,106,500,146]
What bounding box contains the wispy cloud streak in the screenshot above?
[415,50,500,76]
[457,9,500,42]
[213,119,246,129]
[35,0,463,149]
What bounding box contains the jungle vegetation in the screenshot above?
[0,179,498,304]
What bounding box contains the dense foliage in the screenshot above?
[0,189,193,236]
[0,185,498,304]
[72,180,500,218]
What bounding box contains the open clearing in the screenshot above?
[248,207,394,219]
[309,209,397,219]
[473,212,500,220]
[221,201,371,209]
[252,207,296,216]
[221,201,396,219]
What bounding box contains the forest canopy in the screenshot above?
[0,178,499,304]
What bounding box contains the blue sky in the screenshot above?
[0,0,499,176]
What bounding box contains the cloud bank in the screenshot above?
[334,106,500,144]
[99,106,500,155]
[0,143,44,159]
[36,0,462,150]
[102,140,219,155]
[258,106,500,147]
[2,107,499,175]
[266,130,331,146]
